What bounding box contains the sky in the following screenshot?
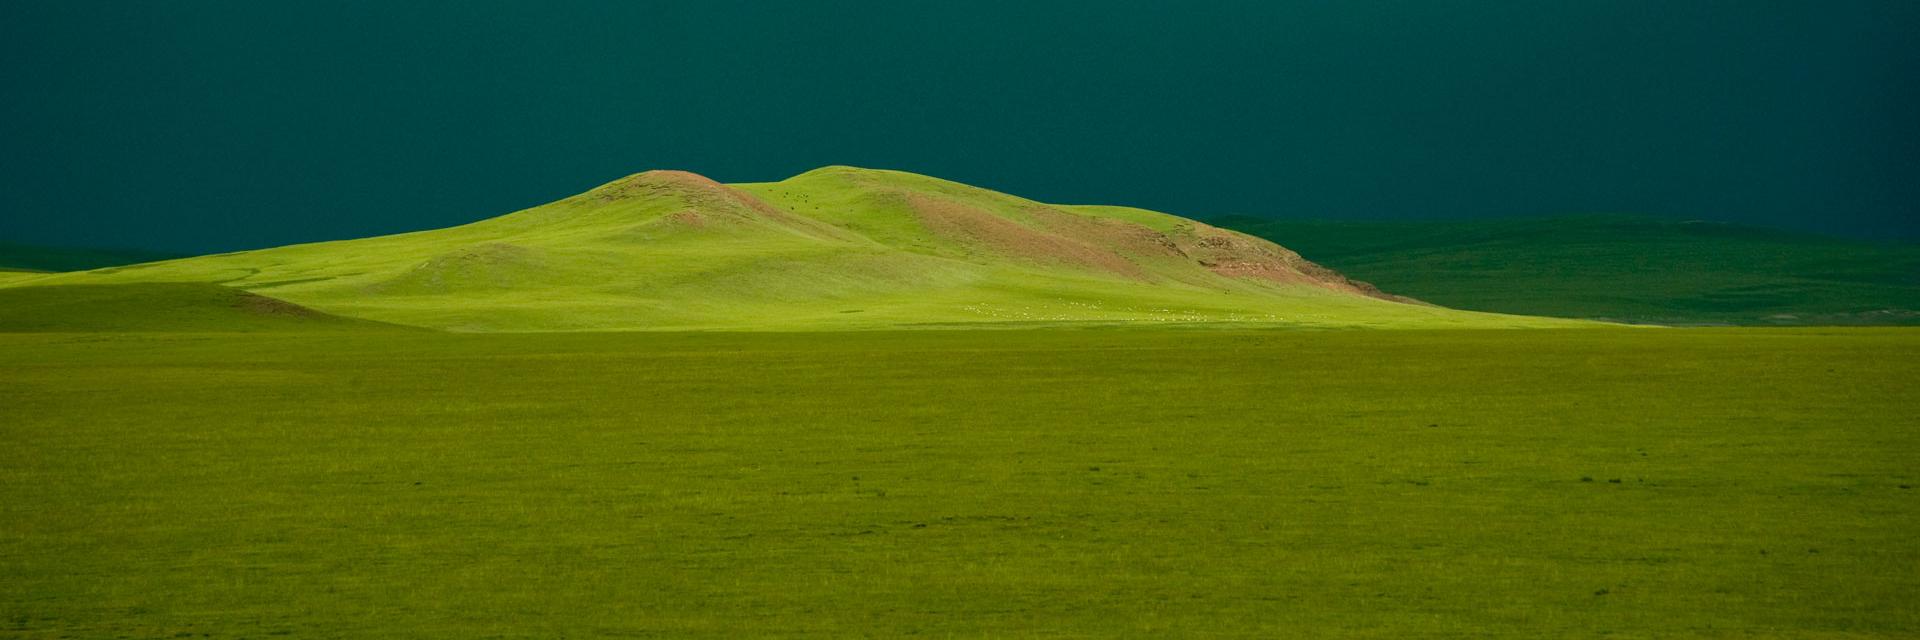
[2,1,1916,253]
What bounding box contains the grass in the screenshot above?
[3,328,1914,637]
[0,283,411,333]
[2,167,1590,331]
[0,271,48,287]
[1210,215,1920,325]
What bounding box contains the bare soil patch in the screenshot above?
[903,193,1148,279]
[1169,223,1419,302]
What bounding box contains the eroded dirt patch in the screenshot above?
[1022,205,1187,260]
[903,193,1148,279]
[1170,223,1420,302]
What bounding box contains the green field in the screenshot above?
[1211,215,1920,326]
[4,328,1914,637]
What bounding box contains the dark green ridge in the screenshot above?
[1210,214,1920,326]
[0,241,185,272]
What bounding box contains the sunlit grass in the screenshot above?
[3,327,1913,637]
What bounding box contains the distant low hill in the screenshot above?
[1209,215,1920,325]
[0,167,1586,331]
[0,242,182,273]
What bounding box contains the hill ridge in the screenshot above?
[2,167,1587,331]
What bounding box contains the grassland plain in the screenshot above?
[1210,215,1920,326]
[3,167,1590,331]
[2,328,1914,638]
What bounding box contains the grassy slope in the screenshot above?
[0,282,409,332]
[0,242,182,273]
[2,168,1586,331]
[1,328,1913,637]
[1212,215,1920,325]
[0,271,49,286]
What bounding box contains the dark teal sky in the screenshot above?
[3,1,1916,252]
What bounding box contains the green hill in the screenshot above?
[0,271,48,286]
[1210,215,1920,325]
[0,283,409,332]
[0,242,183,273]
[2,167,1586,331]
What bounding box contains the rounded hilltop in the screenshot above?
[583,169,730,200]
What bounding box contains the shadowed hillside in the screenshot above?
[0,283,409,332]
[1212,215,1920,326]
[1,168,1592,331]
